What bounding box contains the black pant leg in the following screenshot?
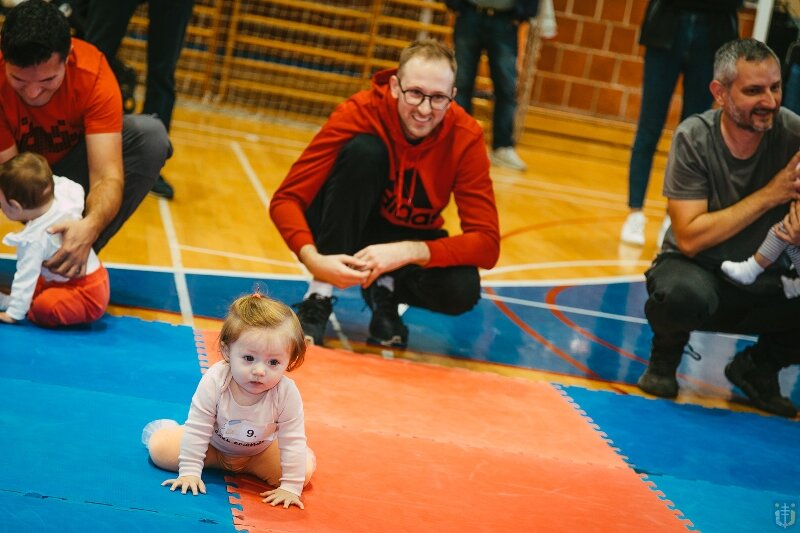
[82,0,141,57]
[393,264,481,315]
[142,0,195,131]
[645,252,800,368]
[306,134,390,255]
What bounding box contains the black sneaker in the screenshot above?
[725,347,797,418]
[293,294,334,346]
[151,175,174,200]
[637,352,681,398]
[107,57,138,114]
[362,284,408,348]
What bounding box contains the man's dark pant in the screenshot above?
[82,0,195,131]
[628,12,735,209]
[305,134,481,316]
[452,7,518,149]
[645,253,800,371]
[52,114,171,252]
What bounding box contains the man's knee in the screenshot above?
[122,115,172,179]
[337,134,388,179]
[434,266,481,315]
[645,278,717,332]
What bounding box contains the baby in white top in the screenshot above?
[0,152,108,326]
[143,293,315,510]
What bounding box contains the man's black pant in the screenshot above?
[645,252,800,370]
[305,134,480,316]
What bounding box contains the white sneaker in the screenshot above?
[491,147,527,171]
[141,418,179,447]
[656,214,671,249]
[620,211,646,246]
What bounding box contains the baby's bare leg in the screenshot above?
[148,424,225,472]
[243,440,316,487]
[147,425,184,472]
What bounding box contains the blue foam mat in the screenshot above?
[0,316,236,531]
[562,386,800,532]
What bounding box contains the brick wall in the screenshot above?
[529,0,755,127]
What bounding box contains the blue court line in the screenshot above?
[0,315,236,532]
[561,385,800,533]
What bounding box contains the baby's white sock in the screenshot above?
[781,276,800,299]
[141,419,179,447]
[721,256,763,285]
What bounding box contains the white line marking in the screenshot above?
[482,260,652,276]
[179,245,303,270]
[483,292,648,324]
[482,275,646,287]
[484,292,756,342]
[230,140,272,212]
[172,117,316,146]
[159,198,194,326]
[328,312,352,351]
[229,140,309,276]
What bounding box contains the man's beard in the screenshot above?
[726,103,777,133]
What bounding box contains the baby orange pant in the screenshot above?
[27,265,110,327]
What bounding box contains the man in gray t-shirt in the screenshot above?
[638,39,800,418]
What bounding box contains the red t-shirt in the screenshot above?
[0,38,122,166]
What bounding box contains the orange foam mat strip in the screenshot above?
[199,331,689,532]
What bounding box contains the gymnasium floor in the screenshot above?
[0,106,798,532]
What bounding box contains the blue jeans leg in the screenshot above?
[628,46,683,209]
[453,10,483,114]
[453,10,519,148]
[485,16,518,149]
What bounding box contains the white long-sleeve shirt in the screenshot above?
[2,176,101,320]
[179,360,308,496]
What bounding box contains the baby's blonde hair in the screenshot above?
[218,294,306,371]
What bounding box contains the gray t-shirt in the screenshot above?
[662,107,800,268]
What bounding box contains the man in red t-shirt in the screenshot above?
[0,0,171,278]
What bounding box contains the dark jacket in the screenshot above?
[639,0,741,50]
[445,0,540,22]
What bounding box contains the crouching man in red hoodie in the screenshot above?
[269,39,500,349]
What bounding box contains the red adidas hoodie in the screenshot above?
[269,68,500,270]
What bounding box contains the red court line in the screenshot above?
[483,286,602,379]
[546,285,648,365]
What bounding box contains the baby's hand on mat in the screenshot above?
[260,487,304,509]
[162,475,206,495]
[0,311,16,324]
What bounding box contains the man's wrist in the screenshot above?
[298,244,319,266]
[410,241,430,266]
[81,214,103,242]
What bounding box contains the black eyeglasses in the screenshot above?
[396,79,453,110]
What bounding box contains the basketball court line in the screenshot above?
[159,198,194,326]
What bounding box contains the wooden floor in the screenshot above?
[0,102,670,369]
[0,103,669,273]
